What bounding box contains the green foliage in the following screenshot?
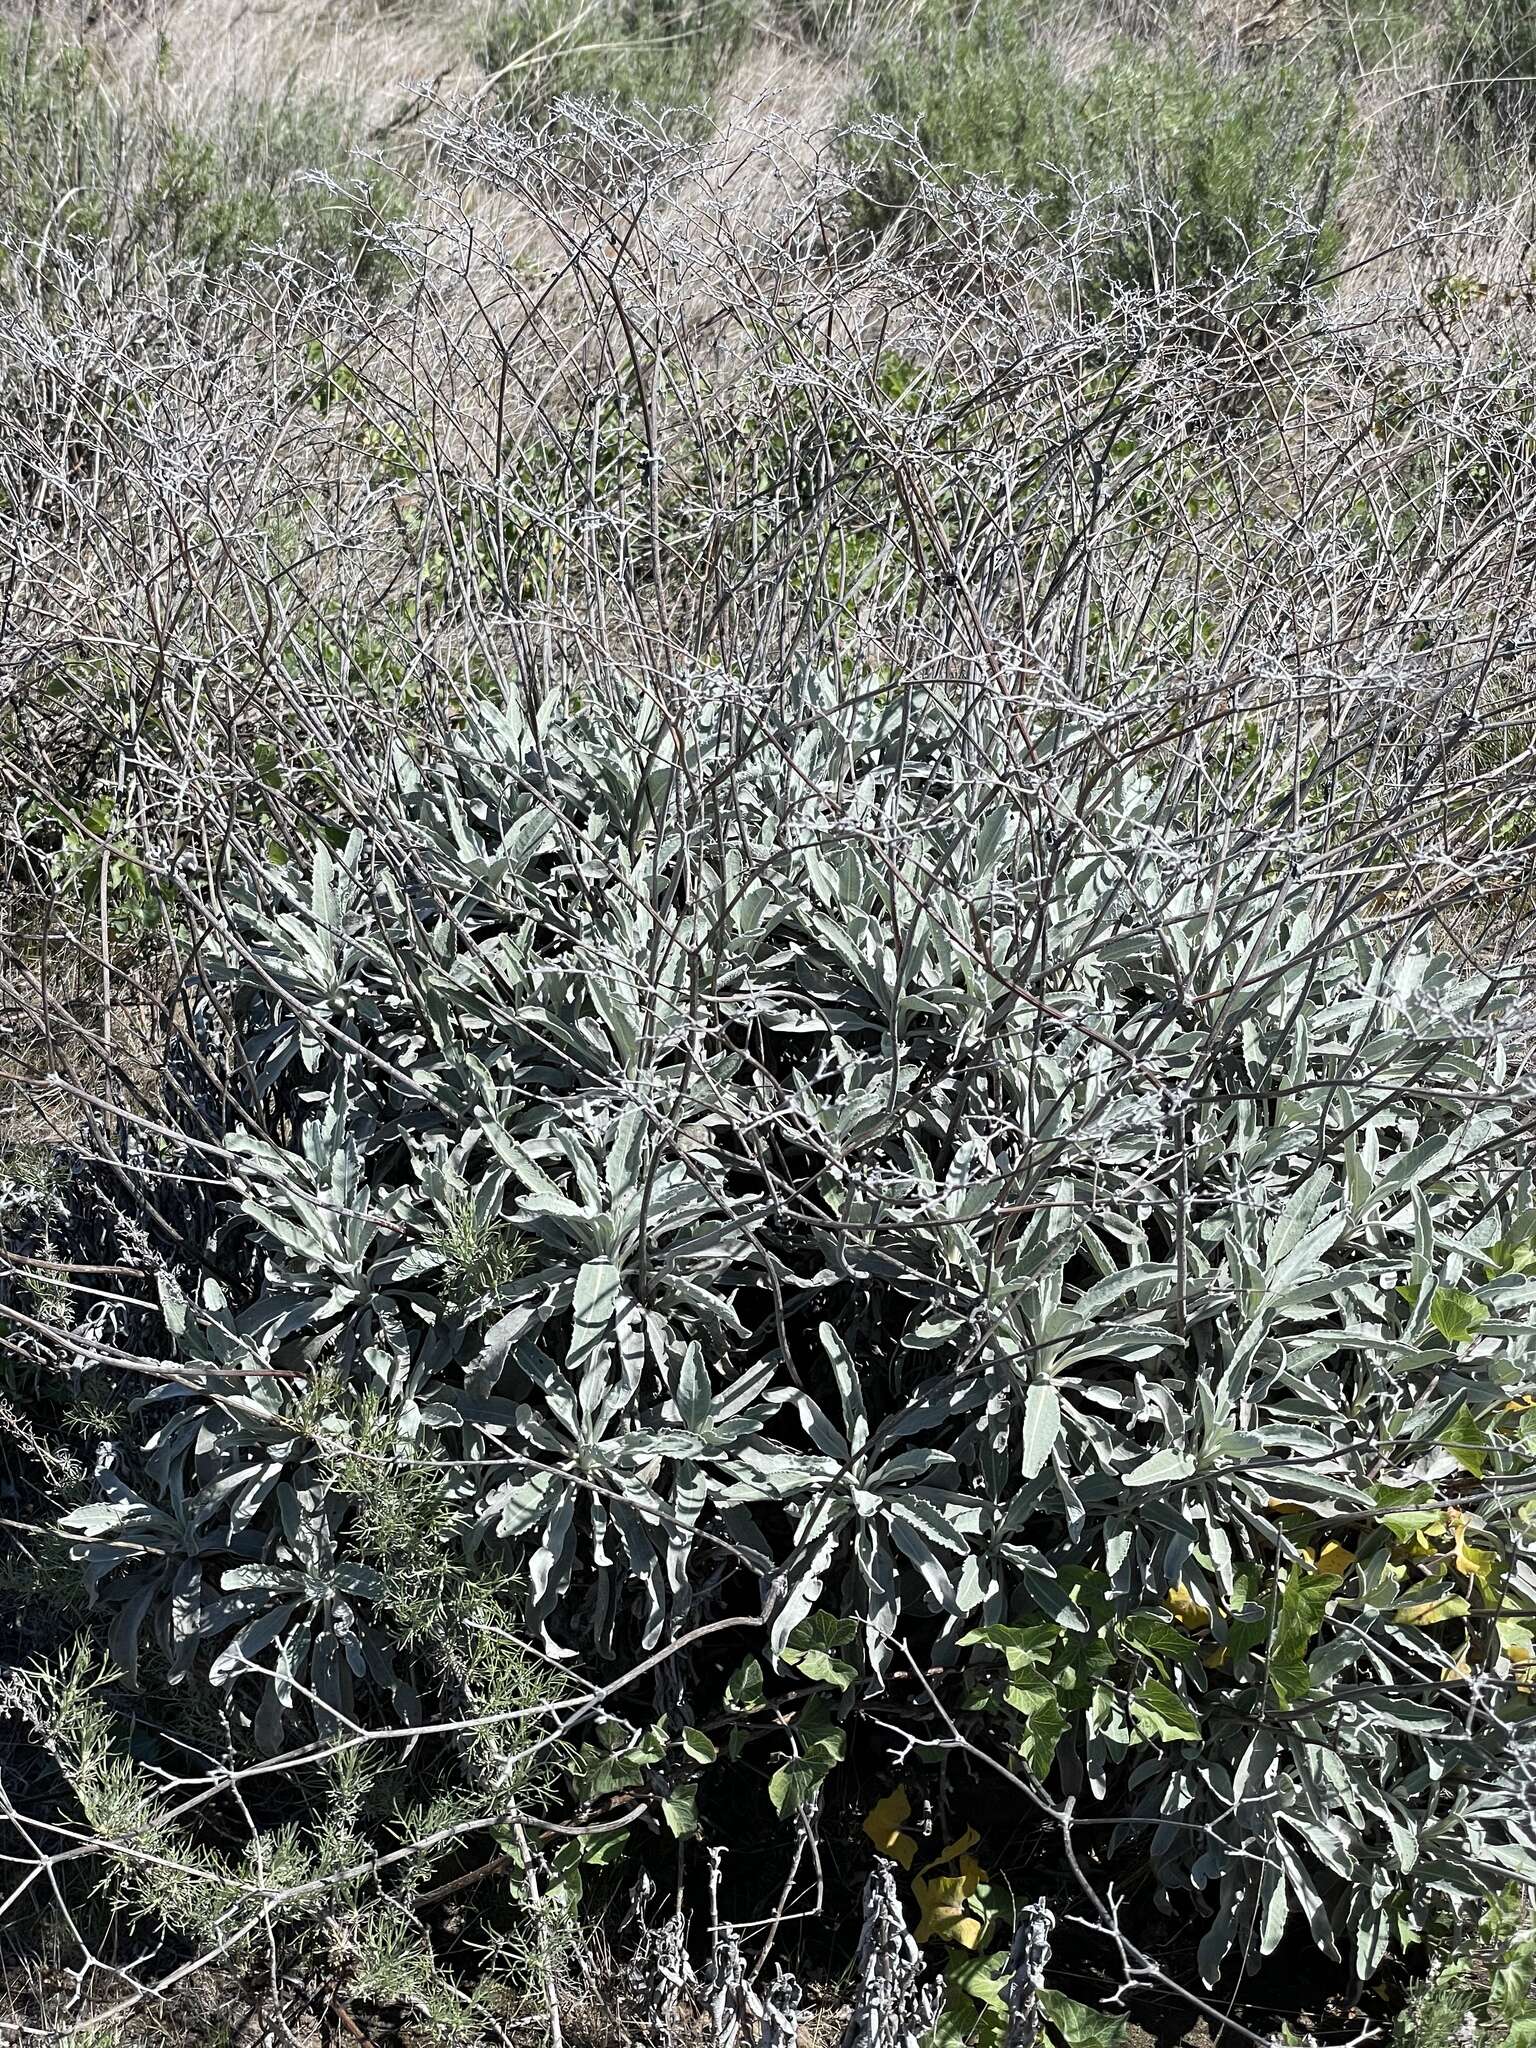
[779,0,863,50]
[0,23,404,294]
[1393,1891,1536,2048]
[1442,0,1536,161]
[0,17,1532,2012]
[476,0,753,131]
[843,6,1351,310]
[1323,0,1430,73]
[53,670,1536,1983]
[5,1631,565,2035]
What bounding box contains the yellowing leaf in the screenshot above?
[1314,1541,1356,1577]
[1448,1511,1501,1590]
[911,1870,984,1946]
[1396,1592,1470,1626]
[1441,1403,1489,1477]
[1500,1622,1536,1690]
[1164,1584,1212,1631]
[863,1788,917,1870]
[1389,1520,1443,1562]
[1497,1618,1534,1663]
[923,1825,981,1871]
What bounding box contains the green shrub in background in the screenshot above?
[779,0,864,52]
[1391,1889,1536,2048]
[845,8,1073,229]
[0,24,404,293]
[1088,45,1351,302]
[55,668,1536,1987]
[476,0,753,131]
[843,4,1352,311]
[1442,0,1536,162]
[1321,0,1429,74]
[136,92,405,289]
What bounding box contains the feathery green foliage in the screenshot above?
[476,0,753,130]
[0,23,404,296]
[843,6,1351,308]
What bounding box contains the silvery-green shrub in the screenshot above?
[62,670,1536,1980]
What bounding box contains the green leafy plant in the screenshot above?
[1393,1889,1536,2048]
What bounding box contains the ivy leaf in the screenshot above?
[781,1610,859,1690]
[1429,1285,1487,1346]
[680,1726,718,1764]
[583,1832,632,1867]
[945,1947,1009,2013]
[661,1784,699,1837]
[1441,1403,1489,1478]
[1128,1679,1200,1744]
[1267,1566,1338,1708]
[795,1692,847,1761]
[768,1755,831,1817]
[768,1697,846,1816]
[1449,1512,1502,1592]
[1019,1694,1068,1777]
[912,1870,985,1946]
[1039,1989,1128,2048]
[863,1786,918,1869]
[962,1622,1060,1672]
[724,1657,765,1711]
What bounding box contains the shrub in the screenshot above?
[56,666,1536,1984]
[0,24,404,294]
[1391,1888,1536,2048]
[842,6,1351,310]
[0,1639,561,2042]
[1442,0,1536,162]
[476,0,753,131]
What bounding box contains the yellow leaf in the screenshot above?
[1165,1584,1211,1631]
[911,1872,985,1946]
[1265,1498,1307,1516]
[1314,1541,1356,1577]
[1498,1618,1534,1665]
[1397,1592,1469,1626]
[1448,1510,1501,1589]
[1390,1521,1443,1563]
[862,1788,917,1870]
[921,1825,981,1872]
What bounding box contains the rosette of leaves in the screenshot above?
[60,670,1536,1976]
